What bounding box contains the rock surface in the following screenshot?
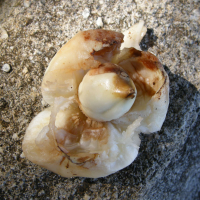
[0,0,199,199]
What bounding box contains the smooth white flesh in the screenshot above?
[22,22,169,178]
[78,68,137,121]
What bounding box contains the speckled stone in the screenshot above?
[1,64,11,73]
[0,0,199,199]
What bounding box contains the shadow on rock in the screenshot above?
[17,66,199,200]
[80,66,200,199]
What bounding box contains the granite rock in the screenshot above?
[0,0,199,199]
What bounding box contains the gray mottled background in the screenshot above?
[0,0,200,199]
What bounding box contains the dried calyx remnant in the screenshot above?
[22,21,169,178]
